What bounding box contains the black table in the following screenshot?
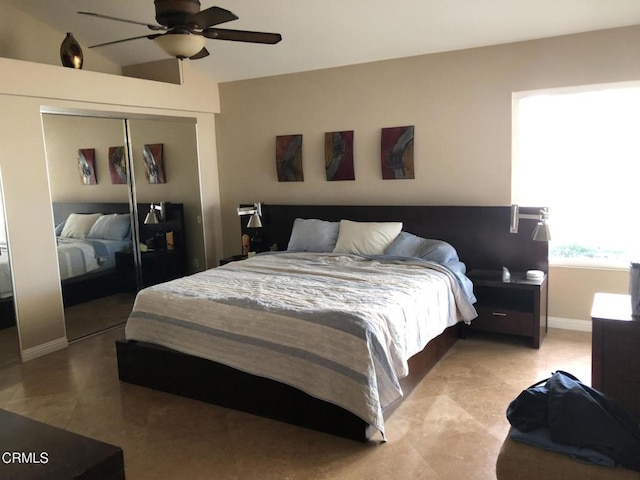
[0,409,124,480]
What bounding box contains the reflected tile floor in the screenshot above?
[0,328,591,480]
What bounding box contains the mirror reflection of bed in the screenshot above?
[43,114,136,341]
[0,183,19,366]
[52,203,136,341]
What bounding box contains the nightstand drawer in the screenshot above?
[471,306,534,337]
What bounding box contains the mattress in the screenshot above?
[125,252,477,436]
[57,237,131,280]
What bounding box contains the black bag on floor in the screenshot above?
[507,370,640,472]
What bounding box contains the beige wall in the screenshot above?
[43,115,129,203]
[0,2,121,75]
[0,57,222,356]
[216,25,640,322]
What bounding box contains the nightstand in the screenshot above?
[466,270,548,348]
[219,254,248,266]
[116,249,185,288]
[591,292,640,421]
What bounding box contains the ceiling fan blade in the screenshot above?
[90,34,162,49]
[189,47,210,60]
[203,28,282,45]
[188,6,238,29]
[78,11,166,31]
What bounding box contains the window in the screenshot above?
[513,84,640,268]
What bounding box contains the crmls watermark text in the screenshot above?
[2,452,49,464]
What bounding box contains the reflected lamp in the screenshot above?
[144,202,166,225]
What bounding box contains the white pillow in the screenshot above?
[333,220,403,255]
[60,213,103,239]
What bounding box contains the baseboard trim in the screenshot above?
[21,337,69,362]
[548,316,592,332]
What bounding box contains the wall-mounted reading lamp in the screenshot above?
[510,205,551,241]
[237,202,263,228]
[144,202,166,225]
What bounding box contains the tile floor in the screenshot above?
[64,293,135,341]
[0,328,591,480]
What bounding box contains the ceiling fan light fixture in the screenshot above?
[154,32,205,59]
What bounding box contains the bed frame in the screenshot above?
[116,204,548,441]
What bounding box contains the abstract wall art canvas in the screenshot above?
[276,134,303,182]
[325,131,355,181]
[143,143,166,184]
[108,146,127,184]
[380,126,415,179]
[77,148,97,185]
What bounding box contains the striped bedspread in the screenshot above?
[57,238,102,280]
[125,252,477,436]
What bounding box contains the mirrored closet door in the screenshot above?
[42,114,135,341]
[41,113,206,342]
[0,168,20,365]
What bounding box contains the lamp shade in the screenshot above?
[154,33,205,59]
[144,211,159,225]
[247,213,263,228]
[532,222,551,241]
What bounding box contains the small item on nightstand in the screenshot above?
[502,266,511,282]
[155,231,167,250]
[241,234,250,255]
[526,270,544,281]
[165,231,174,250]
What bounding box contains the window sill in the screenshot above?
[549,259,629,272]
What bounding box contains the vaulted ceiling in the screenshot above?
[6,0,640,83]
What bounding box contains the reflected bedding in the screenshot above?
[57,237,130,281]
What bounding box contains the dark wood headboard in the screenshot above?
[240,205,548,273]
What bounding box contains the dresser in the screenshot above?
[591,292,640,421]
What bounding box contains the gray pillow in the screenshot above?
[287,218,340,253]
[385,231,459,263]
[87,214,131,241]
[54,221,66,236]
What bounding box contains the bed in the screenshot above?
[0,241,12,299]
[53,203,134,306]
[0,242,15,330]
[117,205,548,441]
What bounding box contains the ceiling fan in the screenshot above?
[78,0,282,60]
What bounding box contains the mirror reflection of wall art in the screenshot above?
[276,134,303,182]
[380,126,415,179]
[108,146,128,184]
[325,131,355,181]
[77,148,97,185]
[143,143,166,184]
